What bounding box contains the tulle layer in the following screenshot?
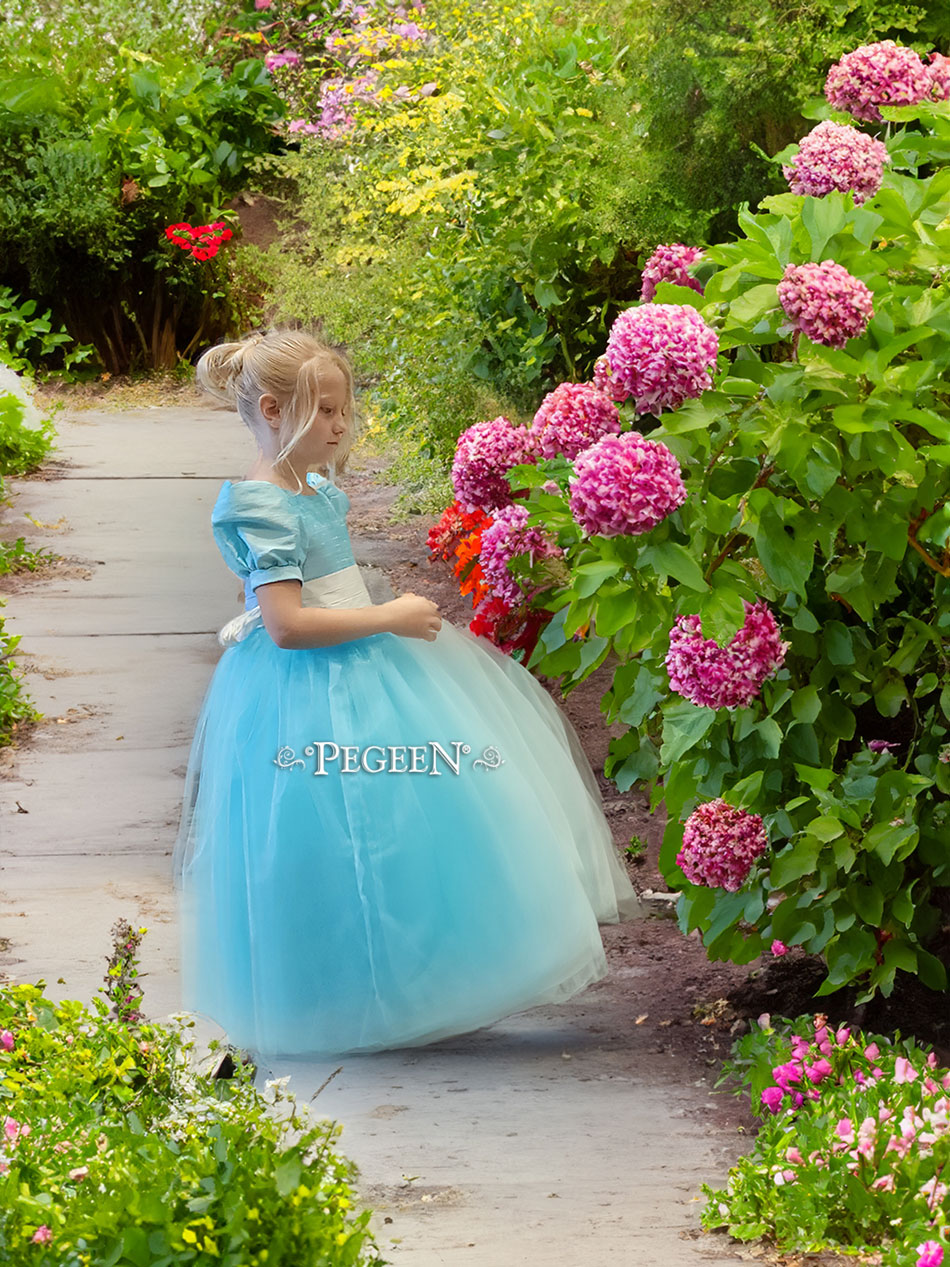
[172,620,640,1058]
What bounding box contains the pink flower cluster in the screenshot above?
[676,799,768,890]
[665,601,789,710]
[264,49,303,70]
[451,416,536,514]
[777,260,874,349]
[478,503,564,606]
[592,354,633,406]
[603,304,718,415]
[0,1030,12,1051]
[783,120,888,205]
[640,243,705,302]
[930,52,950,103]
[824,40,943,122]
[530,381,621,460]
[568,431,687,538]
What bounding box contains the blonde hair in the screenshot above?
[195,327,359,490]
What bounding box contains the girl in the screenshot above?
[172,327,640,1060]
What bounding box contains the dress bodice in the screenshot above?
[211,471,373,647]
[212,471,361,612]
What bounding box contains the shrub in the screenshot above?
[518,92,950,1000]
[0,927,384,1265]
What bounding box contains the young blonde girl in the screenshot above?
[173,326,639,1061]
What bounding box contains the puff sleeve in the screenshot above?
[211,483,306,593]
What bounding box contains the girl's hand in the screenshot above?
[383,593,442,641]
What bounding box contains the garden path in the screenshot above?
[0,402,750,1267]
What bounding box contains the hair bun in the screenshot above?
[195,332,265,405]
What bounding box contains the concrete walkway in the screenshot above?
[0,402,749,1266]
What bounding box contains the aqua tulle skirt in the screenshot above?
[172,620,639,1058]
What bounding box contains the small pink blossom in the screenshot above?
[778,260,874,349]
[895,1056,919,1084]
[785,1146,804,1164]
[872,1174,895,1192]
[864,1042,881,1060]
[835,1027,851,1045]
[806,1058,833,1084]
[478,503,564,607]
[771,940,789,957]
[917,1242,944,1267]
[920,1177,948,1206]
[31,1227,52,1244]
[676,799,768,891]
[0,1031,12,1051]
[761,1086,784,1113]
[254,0,273,8]
[836,1117,854,1143]
[68,1166,89,1181]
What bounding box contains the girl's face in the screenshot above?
[301,365,350,465]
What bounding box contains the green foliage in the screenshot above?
[0,289,96,378]
[603,0,950,245]
[0,390,56,477]
[0,538,56,576]
[0,3,287,373]
[702,1014,948,1262]
[526,100,950,1000]
[0,968,384,1265]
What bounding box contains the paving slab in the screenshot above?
[0,402,749,1267]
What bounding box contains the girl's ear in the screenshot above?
[259,393,281,425]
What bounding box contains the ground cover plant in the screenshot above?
[703,1013,949,1264]
[0,920,384,1265]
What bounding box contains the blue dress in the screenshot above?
[172,471,640,1059]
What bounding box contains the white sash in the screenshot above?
[217,564,373,648]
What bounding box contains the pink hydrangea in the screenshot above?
[641,243,705,302]
[665,601,789,710]
[530,382,621,460]
[782,120,888,205]
[568,431,687,538]
[604,304,718,415]
[478,503,563,606]
[929,52,950,102]
[451,416,537,514]
[676,799,768,891]
[824,41,933,122]
[777,260,874,349]
[592,354,633,406]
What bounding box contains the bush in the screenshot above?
[516,93,950,1001]
[703,1013,949,1263]
[0,924,384,1265]
[0,2,288,373]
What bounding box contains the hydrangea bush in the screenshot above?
[515,80,950,1000]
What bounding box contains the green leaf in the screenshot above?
[660,701,717,765]
[642,541,707,591]
[771,838,820,887]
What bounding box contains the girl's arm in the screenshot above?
[256,579,441,649]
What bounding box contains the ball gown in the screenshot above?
[171,470,640,1059]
